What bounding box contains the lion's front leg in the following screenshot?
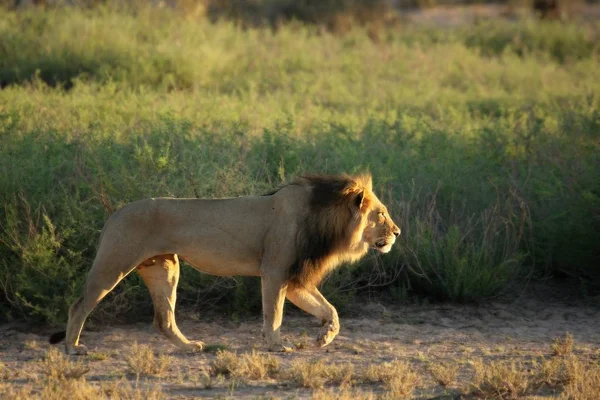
[286,285,339,348]
[137,255,204,352]
[260,273,291,352]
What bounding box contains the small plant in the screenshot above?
[0,362,8,380]
[364,360,419,397]
[534,356,581,389]
[470,359,530,399]
[551,332,574,357]
[285,359,329,389]
[284,359,354,389]
[125,342,171,379]
[39,348,90,381]
[429,362,458,387]
[23,340,41,350]
[39,379,100,400]
[313,388,376,400]
[210,350,278,380]
[558,358,600,400]
[210,350,239,376]
[235,350,279,380]
[88,352,110,361]
[202,343,229,353]
[101,378,164,400]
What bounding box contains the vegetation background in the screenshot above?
[0,0,598,325]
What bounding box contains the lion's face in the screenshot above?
[362,201,400,254]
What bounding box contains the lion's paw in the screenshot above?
[67,344,89,356]
[175,340,204,353]
[187,341,205,352]
[316,325,338,348]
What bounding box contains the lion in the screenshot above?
[49,173,400,355]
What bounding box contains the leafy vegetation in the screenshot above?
[0,4,599,323]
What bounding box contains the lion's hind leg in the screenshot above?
[65,254,140,355]
[137,254,204,352]
[286,285,340,348]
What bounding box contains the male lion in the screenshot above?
[49,174,400,354]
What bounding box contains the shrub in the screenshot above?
[0,5,598,323]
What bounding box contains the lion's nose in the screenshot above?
[393,228,401,237]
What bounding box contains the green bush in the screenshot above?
[0,6,598,323]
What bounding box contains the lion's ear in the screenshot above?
[355,190,365,209]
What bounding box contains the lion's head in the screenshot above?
[286,173,400,288]
[359,187,400,254]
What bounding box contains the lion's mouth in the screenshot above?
[373,238,395,253]
[375,240,388,249]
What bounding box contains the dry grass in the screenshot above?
[429,362,458,387]
[210,350,279,380]
[0,376,163,400]
[535,356,581,389]
[364,360,419,397]
[236,350,279,380]
[210,350,239,376]
[125,342,172,379]
[202,343,229,353]
[101,379,164,400]
[38,348,90,381]
[88,352,110,361]
[557,358,600,400]
[1,379,98,400]
[2,323,598,398]
[551,332,574,357]
[23,340,41,350]
[470,359,530,399]
[284,359,354,389]
[0,361,8,379]
[312,388,375,400]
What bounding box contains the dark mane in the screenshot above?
[286,174,371,288]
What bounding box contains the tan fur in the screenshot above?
[55,174,400,355]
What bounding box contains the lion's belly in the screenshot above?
[179,253,262,277]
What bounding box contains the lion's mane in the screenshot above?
[283,174,373,288]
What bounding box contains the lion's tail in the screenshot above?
[49,331,66,344]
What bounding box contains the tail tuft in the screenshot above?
[49,331,66,344]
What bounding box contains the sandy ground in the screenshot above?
[1,294,599,399]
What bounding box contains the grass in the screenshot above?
[469,359,531,399]
[283,359,354,389]
[466,349,600,400]
[428,362,458,387]
[0,378,164,400]
[558,359,600,400]
[0,3,599,323]
[312,388,375,400]
[210,350,279,380]
[551,332,575,357]
[0,347,163,399]
[202,343,230,353]
[2,334,600,398]
[124,343,172,379]
[535,356,581,389]
[38,348,90,381]
[364,360,420,397]
[88,352,110,362]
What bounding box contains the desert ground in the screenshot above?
[1,293,598,399]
